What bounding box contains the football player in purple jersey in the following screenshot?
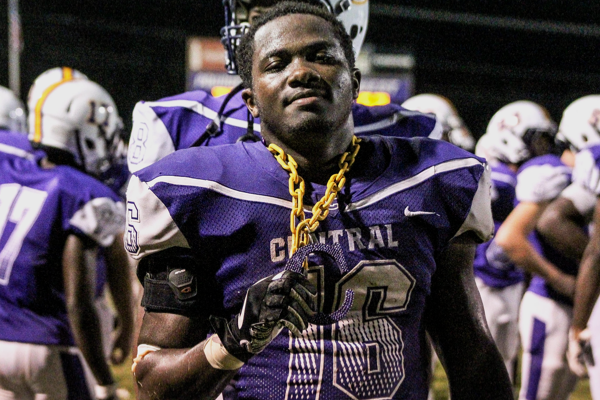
[0,77,134,400]
[126,0,442,175]
[537,95,600,399]
[493,100,580,400]
[472,101,559,385]
[125,4,512,399]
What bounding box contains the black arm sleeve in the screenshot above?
[137,248,223,319]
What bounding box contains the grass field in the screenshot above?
[112,356,593,399]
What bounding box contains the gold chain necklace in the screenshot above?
[268,136,361,260]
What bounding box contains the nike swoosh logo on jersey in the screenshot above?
[404,206,439,217]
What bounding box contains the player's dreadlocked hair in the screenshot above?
[236,1,355,89]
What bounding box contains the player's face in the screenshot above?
[243,13,359,149]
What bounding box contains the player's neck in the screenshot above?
[267,132,355,185]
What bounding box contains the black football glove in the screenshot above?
[210,270,317,363]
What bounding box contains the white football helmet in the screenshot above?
[0,86,27,133]
[28,78,125,179]
[556,95,600,152]
[27,67,89,115]
[221,0,369,74]
[481,100,557,164]
[402,94,475,151]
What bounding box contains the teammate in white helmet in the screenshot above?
[0,72,134,400]
[537,95,600,398]
[473,101,559,385]
[0,85,27,134]
[492,100,580,400]
[402,93,475,151]
[126,0,443,175]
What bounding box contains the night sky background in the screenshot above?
[1,0,600,138]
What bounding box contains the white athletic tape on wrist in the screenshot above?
[95,382,118,399]
[203,334,245,370]
[131,344,161,374]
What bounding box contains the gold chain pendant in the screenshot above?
[268,136,361,262]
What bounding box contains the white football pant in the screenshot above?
[476,277,524,383]
[0,341,96,400]
[518,291,577,400]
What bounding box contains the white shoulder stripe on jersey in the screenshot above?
[145,99,262,133]
[147,175,293,209]
[147,157,484,213]
[346,158,484,211]
[0,143,35,160]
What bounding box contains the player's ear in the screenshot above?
[351,68,361,100]
[242,88,260,118]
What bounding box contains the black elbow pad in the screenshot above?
[137,248,221,318]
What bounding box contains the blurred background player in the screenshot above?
[28,67,130,197]
[29,67,135,367]
[0,76,133,400]
[472,101,557,385]
[0,85,27,135]
[126,0,442,175]
[537,95,600,399]
[493,100,578,400]
[401,93,475,152]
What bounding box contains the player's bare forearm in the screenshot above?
[426,235,513,399]
[497,200,576,298]
[105,232,135,363]
[135,311,237,399]
[134,344,237,400]
[63,235,115,386]
[508,242,575,298]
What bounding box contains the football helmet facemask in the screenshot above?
[0,86,27,133]
[28,78,125,179]
[401,93,475,151]
[221,0,369,74]
[481,100,557,165]
[556,95,600,152]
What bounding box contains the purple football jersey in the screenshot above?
[516,154,576,305]
[0,129,44,160]
[127,89,442,173]
[473,161,524,288]
[126,136,492,399]
[0,132,125,346]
